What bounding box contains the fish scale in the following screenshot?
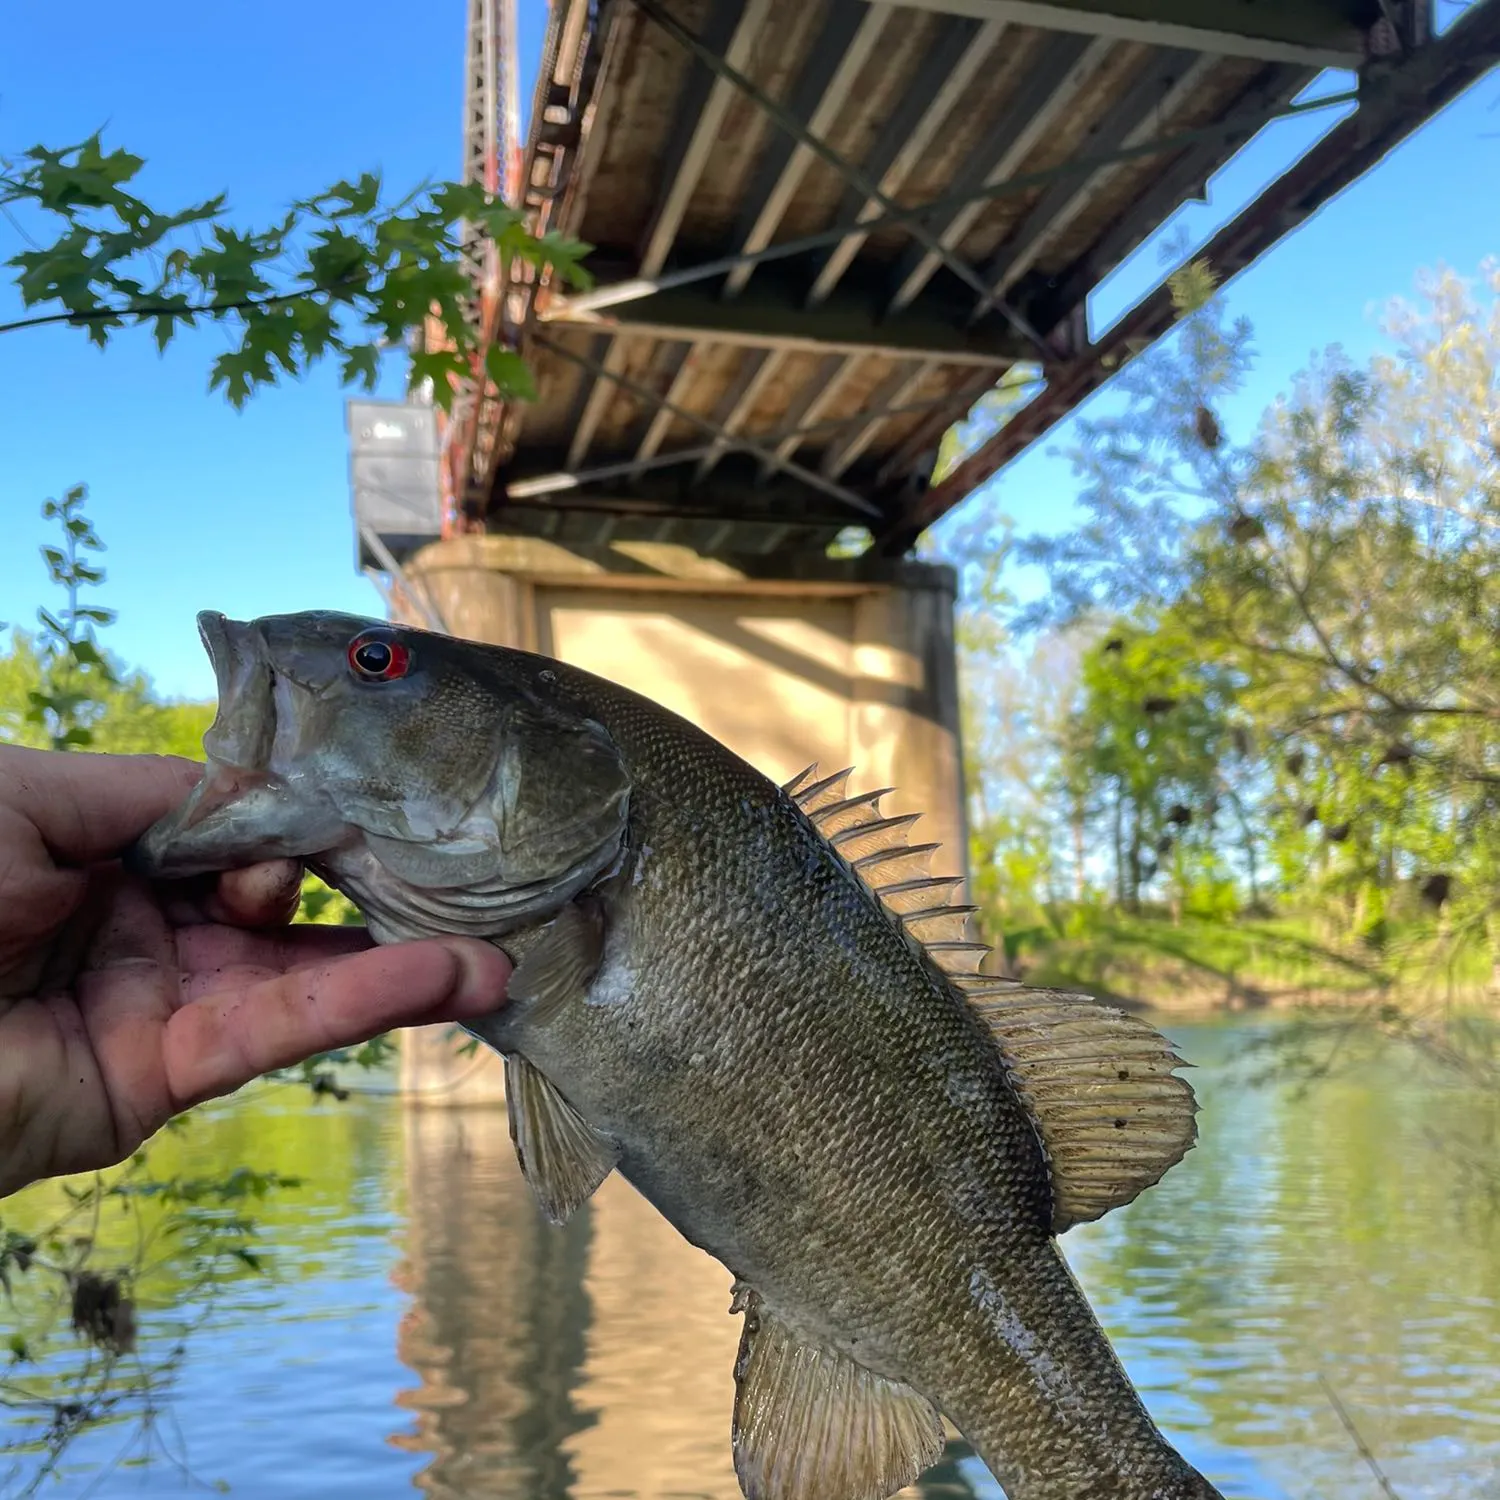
[131,609,1223,1500]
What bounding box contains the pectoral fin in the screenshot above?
[730,1284,944,1500]
[507,896,606,1025]
[505,1054,619,1225]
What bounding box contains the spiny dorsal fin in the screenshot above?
[730,1284,944,1500]
[787,768,985,981]
[785,767,1198,1230]
[970,988,1199,1234]
[781,764,818,797]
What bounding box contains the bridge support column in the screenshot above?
[394,535,967,1101]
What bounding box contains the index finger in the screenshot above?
[0,747,204,866]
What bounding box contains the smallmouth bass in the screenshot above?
[132,610,1221,1500]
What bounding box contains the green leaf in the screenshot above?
[484,346,537,401]
[289,297,337,359]
[304,226,371,297]
[186,225,275,307]
[240,305,303,379]
[339,343,380,391]
[408,346,467,396]
[315,172,382,218]
[209,340,278,407]
[429,181,493,225]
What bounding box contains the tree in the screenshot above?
[1060,618,1250,913]
[961,256,1500,1102]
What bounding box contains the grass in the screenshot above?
[993,903,1495,1014]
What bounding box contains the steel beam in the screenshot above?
[822,361,937,480]
[877,0,1500,554]
[637,0,776,277]
[534,332,881,517]
[1031,62,1311,340]
[807,16,1006,306]
[508,381,990,496]
[887,32,1113,313]
[722,0,894,297]
[569,0,772,470]
[875,0,1369,69]
[547,84,1359,320]
[495,490,855,525]
[628,0,1049,353]
[544,268,1031,365]
[874,368,1002,487]
[564,335,617,470]
[693,351,785,481]
[975,49,1218,313]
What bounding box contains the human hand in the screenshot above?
[0,745,511,1197]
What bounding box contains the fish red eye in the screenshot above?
[348,632,410,682]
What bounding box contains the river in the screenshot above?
[4,1016,1498,1499]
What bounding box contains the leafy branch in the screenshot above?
[0,134,593,407]
[24,485,117,751]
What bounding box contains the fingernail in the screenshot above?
[436,938,512,1013]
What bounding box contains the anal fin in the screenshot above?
[971,989,1200,1234]
[730,1285,943,1500]
[505,1054,619,1225]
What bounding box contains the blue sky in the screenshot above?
[1,0,1495,701]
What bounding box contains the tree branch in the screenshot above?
[0,284,360,337]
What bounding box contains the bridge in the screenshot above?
[349,0,1500,1098]
[436,0,1498,557]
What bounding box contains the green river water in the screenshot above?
[3,1016,1498,1499]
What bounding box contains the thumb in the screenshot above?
[164,937,512,1109]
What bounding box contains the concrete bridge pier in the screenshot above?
[395,535,967,1102]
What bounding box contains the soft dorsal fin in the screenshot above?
[970,988,1199,1234]
[784,764,1198,1228]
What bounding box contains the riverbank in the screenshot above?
[997,905,1498,1015]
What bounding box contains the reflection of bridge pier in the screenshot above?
[389,1093,987,1499]
[389,1097,746,1498]
[391,1103,595,1499]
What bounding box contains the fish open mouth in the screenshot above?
[197,611,278,775]
[125,613,341,880]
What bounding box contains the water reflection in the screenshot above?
[392,1105,595,1499]
[8,1018,1500,1499]
[386,1020,1500,1500]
